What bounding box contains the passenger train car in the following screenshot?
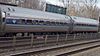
[0,4,99,36]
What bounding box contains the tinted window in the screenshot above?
[21,19,26,24]
[6,19,17,24]
[6,19,12,24]
[76,23,97,27]
[27,20,32,24]
[46,4,66,15]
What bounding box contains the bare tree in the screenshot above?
[15,0,45,10]
[59,0,69,14]
[38,0,46,11]
[78,0,99,19]
[18,0,40,9]
[60,0,99,19]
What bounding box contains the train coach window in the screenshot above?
[59,22,62,25]
[50,22,55,25]
[6,19,12,24]
[63,23,67,25]
[44,21,48,25]
[55,22,57,25]
[60,22,63,25]
[90,25,97,27]
[76,24,81,26]
[16,19,24,24]
[56,22,59,25]
[66,23,68,25]
[26,20,32,24]
[81,24,84,26]
[45,21,50,25]
[33,20,39,25]
[6,19,17,24]
[58,22,63,25]
[53,22,56,25]
[32,20,36,24]
[21,19,26,24]
[76,23,98,27]
[62,22,66,25]
[38,21,44,25]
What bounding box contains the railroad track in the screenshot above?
[10,39,100,56]
[0,33,100,56]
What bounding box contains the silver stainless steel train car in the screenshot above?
[0,4,99,36]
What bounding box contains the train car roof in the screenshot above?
[72,16,99,25]
[0,5,98,25]
[0,5,70,22]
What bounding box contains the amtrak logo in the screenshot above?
[12,20,16,24]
